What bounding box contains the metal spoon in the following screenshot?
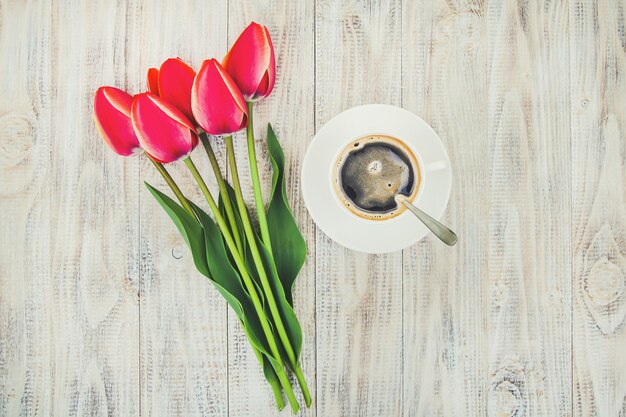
[396,196,458,246]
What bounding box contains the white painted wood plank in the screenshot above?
[0,1,142,415]
[487,1,572,416]
[402,1,489,416]
[315,1,404,415]
[130,1,229,416]
[226,1,316,416]
[570,1,626,416]
[0,2,55,415]
[52,2,142,414]
[3,2,625,417]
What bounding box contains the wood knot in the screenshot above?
[0,111,35,167]
[491,280,510,308]
[489,363,527,417]
[0,111,37,195]
[585,257,623,306]
[434,12,483,51]
[581,225,626,334]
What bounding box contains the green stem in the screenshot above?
[226,136,311,405]
[148,157,194,217]
[198,135,288,410]
[246,102,273,256]
[295,366,311,407]
[183,156,299,413]
[199,132,243,254]
[148,153,294,410]
[147,157,296,406]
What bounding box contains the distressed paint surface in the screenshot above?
[1,1,625,416]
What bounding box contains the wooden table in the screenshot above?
[1,1,625,416]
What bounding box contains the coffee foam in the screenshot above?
[333,135,421,220]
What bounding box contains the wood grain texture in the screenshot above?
[131,1,229,416]
[402,1,489,416]
[315,1,404,416]
[53,1,143,411]
[226,1,316,416]
[0,1,54,415]
[1,1,141,416]
[2,0,626,416]
[487,1,572,416]
[570,1,626,416]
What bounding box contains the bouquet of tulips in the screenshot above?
[93,23,309,413]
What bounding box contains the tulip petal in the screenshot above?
[158,58,196,122]
[223,22,276,100]
[147,68,160,94]
[261,25,276,96]
[132,92,198,163]
[93,86,142,156]
[192,59,248,135]
[254,71,270,99]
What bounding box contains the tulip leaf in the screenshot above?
[213,182,304,365]
[147,184,285,394]
[189,202,285,377]
[265,124,307,306]
[255,233,303,365]
[190,201,249,318]
[218,184,266,306]
[218,182,247,259]
[145,182,209,278]
[253,347,286,411]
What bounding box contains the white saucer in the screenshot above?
[301,104,452,254]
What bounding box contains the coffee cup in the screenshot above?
[302,104,451,253]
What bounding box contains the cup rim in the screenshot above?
[302,104,452,253]
[329,133,425,222]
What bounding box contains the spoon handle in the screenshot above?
[401,200,458,246]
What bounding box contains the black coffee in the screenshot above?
[333,135,420,220]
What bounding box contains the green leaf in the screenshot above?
[147,184,287,394]
[145,182,209,278]
[265,124,307,305]
[218,185,266,306]
[190,201,248,317]
[218,182,246,258]
[255,233,303,365]
[253,347,286,411]
[189,202,284,374]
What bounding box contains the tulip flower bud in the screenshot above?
[145,58,196,124]
[93,86,142,156]
[191,58,248,135]
[223,22,276,101]
[131,92,198,163]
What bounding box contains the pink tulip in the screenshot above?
[145,58,196,123]
[223,22,276,101]
[93,86,142,156]
[191,58,248,135]
[131,92,198,163]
